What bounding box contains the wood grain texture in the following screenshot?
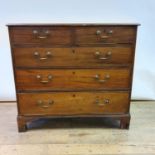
[8,24,138,132]
[9,26,137,46]
[75,26,136,45]
[15,68,131,91]
[9,27,72,46]
[13,46,133,68]
[17,92,130,115]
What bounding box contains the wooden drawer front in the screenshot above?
[18,92,129,115]
[10,27,72,45]
[16,69,130,91]
[75,26,136,45]
[13,47,133,68]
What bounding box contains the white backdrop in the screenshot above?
[0,0,155,101]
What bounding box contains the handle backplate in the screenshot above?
[34,51,52,60]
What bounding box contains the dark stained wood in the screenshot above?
[9,26,137,46]
[120,115,131,129]
[8,23,139,132]
[13,46,133,68]
[18,92,130,115]
[17,113,131,132]
[15,69,131,91]
[75,26,137,45]
[17,115,27,132]
[17,115,37,132]
[9,27,72,46]
[127,26,138,113]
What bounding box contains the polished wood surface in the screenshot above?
[9,27,72,45]
[13,46,133,68]
[18,92,129,115]
[16,68,131,91]
[75,26,136,44]
[8,24,138,132]
[9,26,137,46]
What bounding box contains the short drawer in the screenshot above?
[16,69,131,91]
[18,92,130,115]
[13,46,133,68]
[75,26,136,45]
[9,26,72,45]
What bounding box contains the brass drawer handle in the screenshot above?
[33,30,50,39]
[96,29,113,39]
[34,51,52,60]
[95,99,110,106]
[36,74,53,84]
[95,51,112,60]
[94,74,110,83]
[100,35,109,39]
[37,100,54,108]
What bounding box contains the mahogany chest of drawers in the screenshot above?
[8,23,139,132]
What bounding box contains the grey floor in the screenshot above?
[0,101,155,154]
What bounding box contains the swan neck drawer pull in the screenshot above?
[36,74,53,84]
[96,29,113,39]
[94,74,110,83]
[34,51,52,60]
[95,99,110,106]
[33,30,50,39]
[37,100,54,108]
[95,51,112,60]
